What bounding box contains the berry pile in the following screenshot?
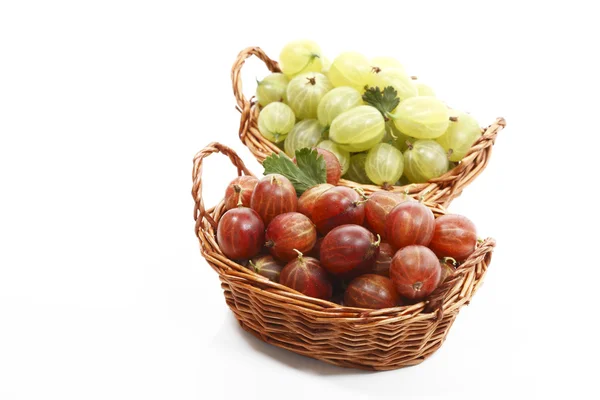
[255,40,483,187]
[216,149,478,309]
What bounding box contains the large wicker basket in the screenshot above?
[192,142,496,371]
[232,47,506,207]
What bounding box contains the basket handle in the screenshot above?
[192,142,254,237]
[231,47,281,113]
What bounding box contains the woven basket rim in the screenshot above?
[231,46,506,208]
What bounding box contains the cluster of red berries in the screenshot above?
[216,172,477,309]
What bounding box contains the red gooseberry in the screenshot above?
[344,274,401,309]
[279,252,332,300]
[312,186,366,235]
[438,258,456,285]
[297,183,334,221]
[370,242,395,277]
[365,191,412,239]
[223,175,258,211]
[250,174,298,225]
[385,201,435,249]
[390,245,441,301]
[216,206,265,260]
[428,215,477,262]
[315,148,342,185]
[265,212,317,261]
[249,255,284,282]
[320,224,380,278]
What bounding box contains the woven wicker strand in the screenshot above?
[192,142,496,371]
[231,46,506,208]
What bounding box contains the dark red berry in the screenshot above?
[217,207,265,260]
[390,245,441,301]
[265,212,317,261]
[320,224,380,278]
[344,274,400,309]
[223,176,258,210]
[280,253,332,300]
[251,174,297,225]
[385,201,435,249]
[312,186,365,235]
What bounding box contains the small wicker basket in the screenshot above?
[232,47,506,207]
[193,142,496,371]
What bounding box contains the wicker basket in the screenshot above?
[192,142,496,371]
[231,47,506,207]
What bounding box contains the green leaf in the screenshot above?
[262,148,327,195]
[362,86,400,118]
[295,148,327,186]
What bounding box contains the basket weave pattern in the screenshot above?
[231,47,506,208]
[193,142,496,370]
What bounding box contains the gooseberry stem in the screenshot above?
[236,187,244,207]
[373,234,381,248]
[233,184,244,207]
[294,55,320,77]
[293,249,304,259]
[265,240,275,248]
[354,199,369,207]
[443,257,457,266]
[353,187,369,200]
[248,260,258,272]
[405,141,413,150]
[449,116,458,122]
[385,111,400,121]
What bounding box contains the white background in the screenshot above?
[1,1,599,399]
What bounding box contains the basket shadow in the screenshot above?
[231,316,376,376]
